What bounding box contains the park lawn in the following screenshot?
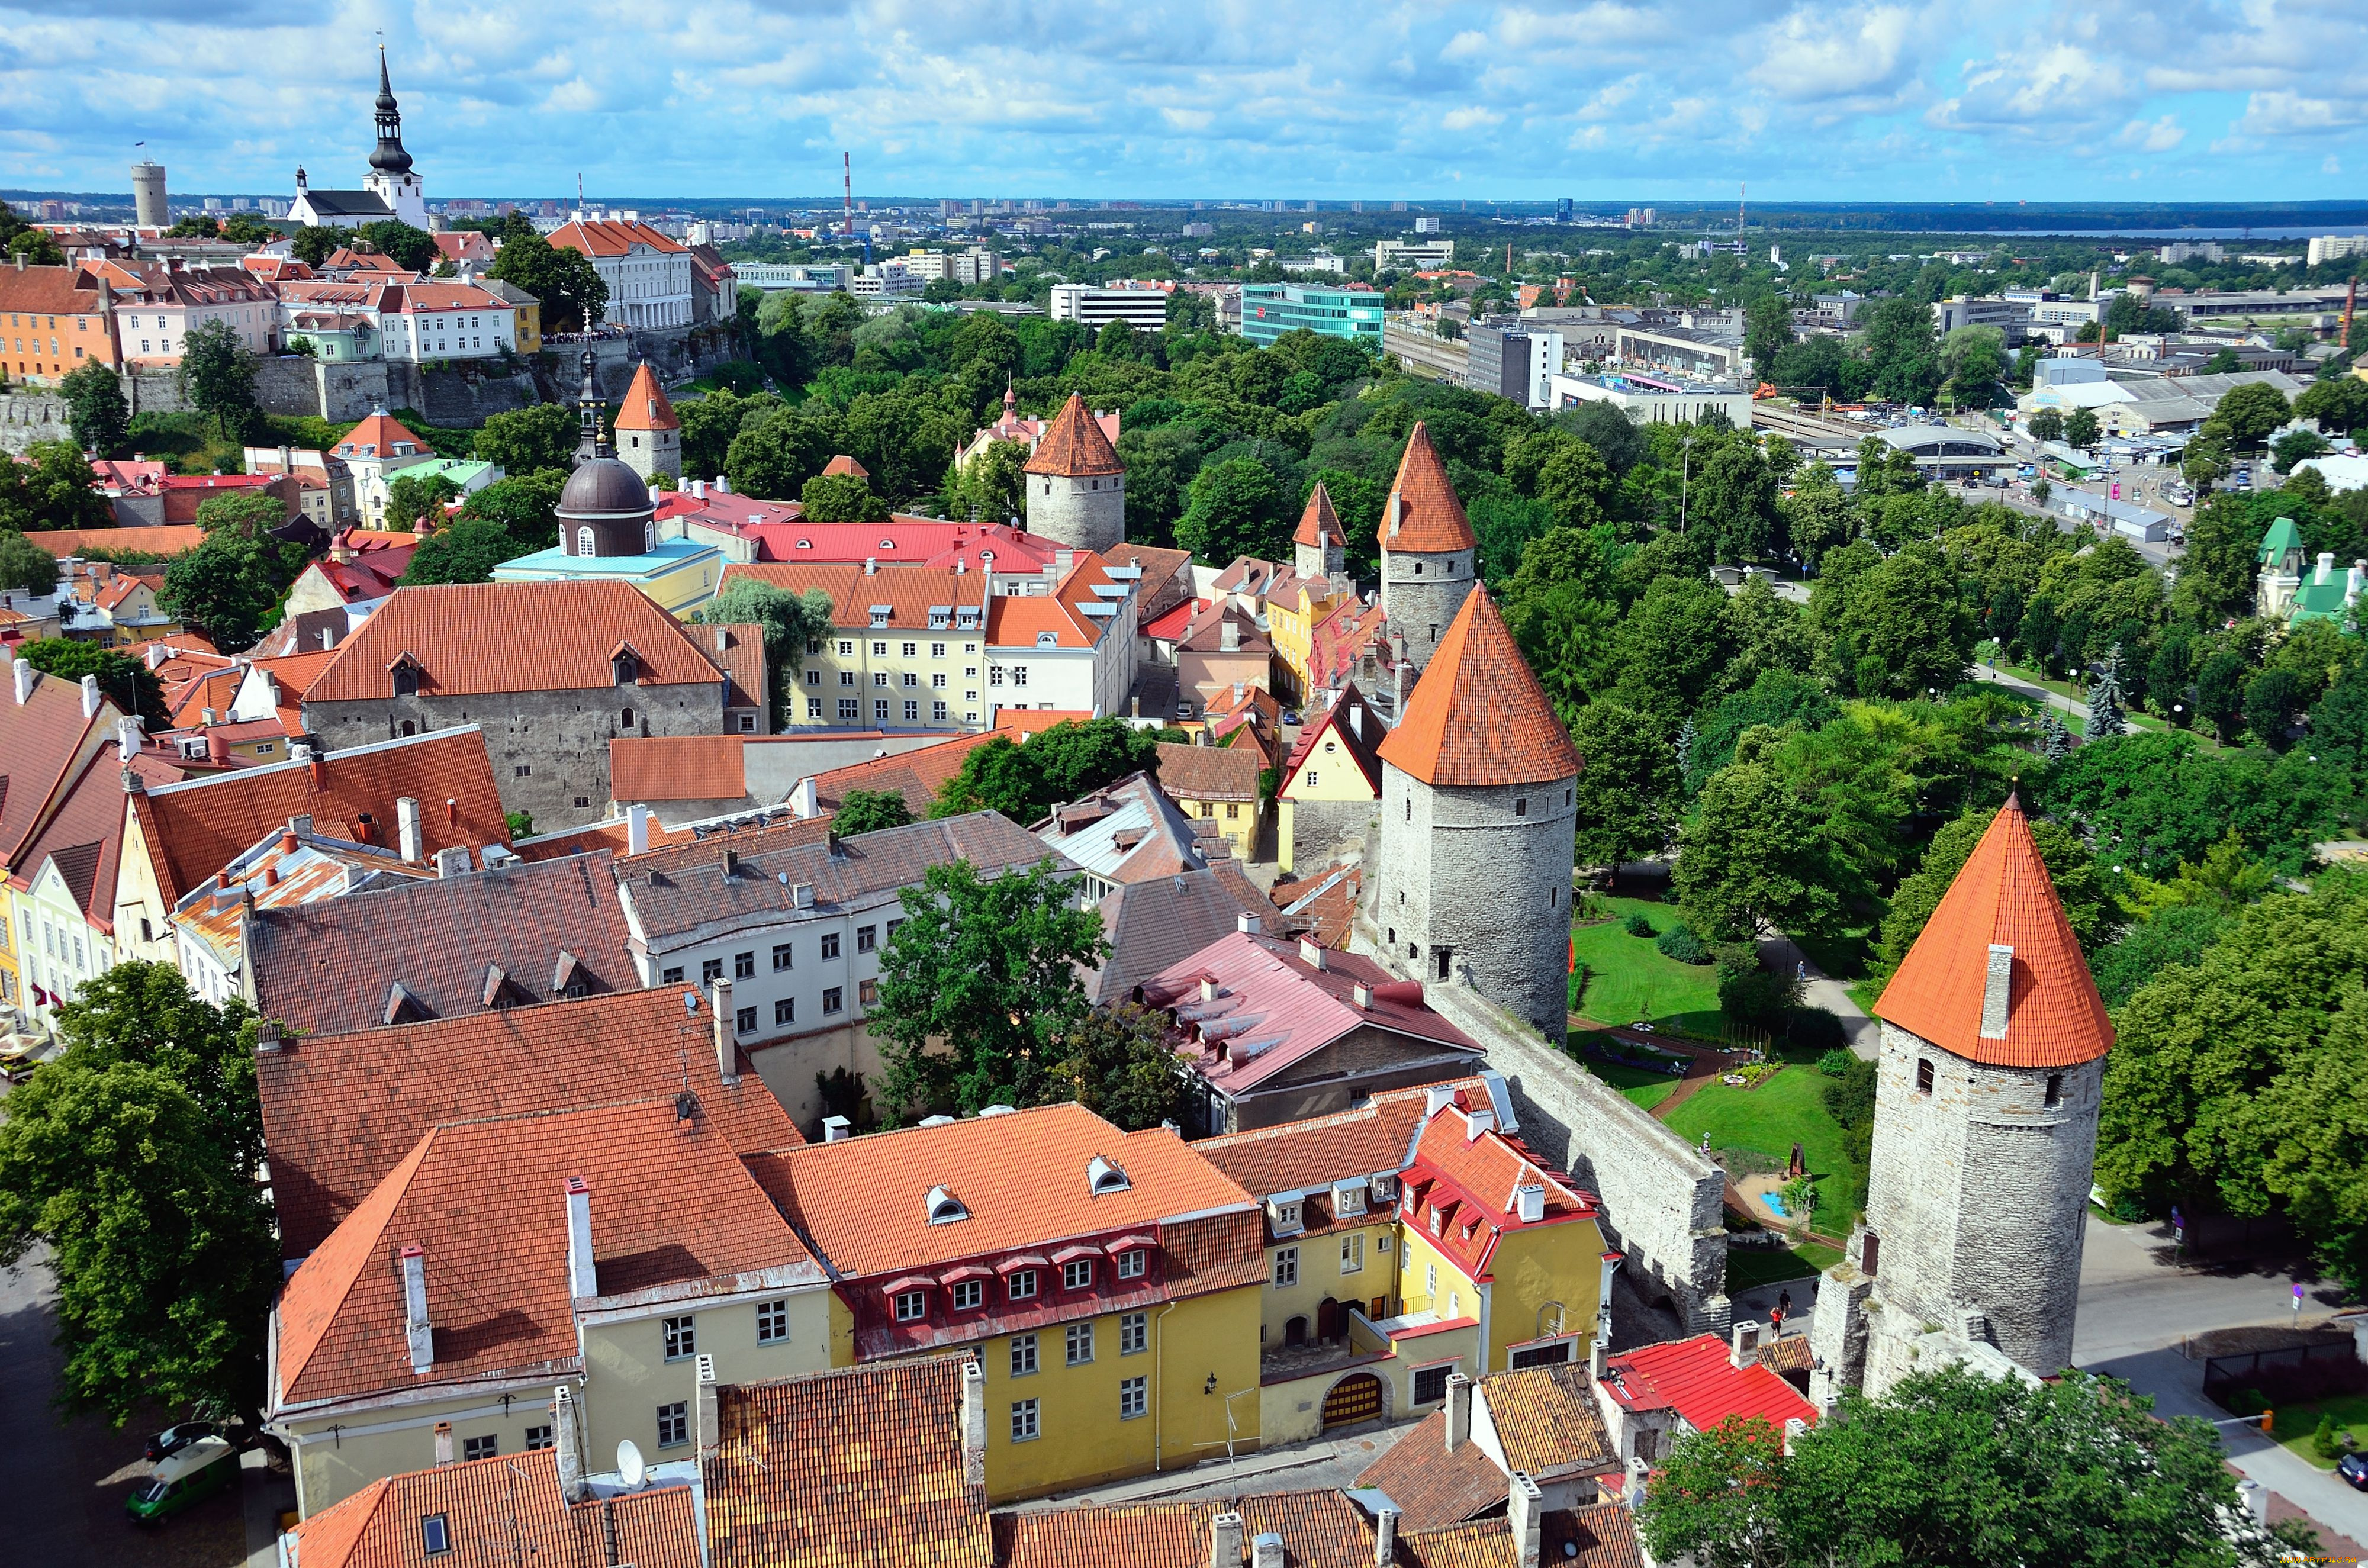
[1582,1058,1680,1113]
[2269,1393,2368,1469]
[1988,658,2183,738]
[1665,1062,1868,1230]
[1724,1241,1842,1293]
[1570,896,1723,1032]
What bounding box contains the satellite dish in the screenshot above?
[616,1438,646,1489]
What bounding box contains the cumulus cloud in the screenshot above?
[2238,90,2368,136]
[2115,114,2186,152]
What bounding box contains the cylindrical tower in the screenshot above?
[1375,422,1477,671]
[1021,393,1125,555]
[131,160,168,228]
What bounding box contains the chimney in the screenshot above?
[1372,1506,1398,1566]
[1391,652,1409,723]
[1443,1372,1472,1450]
[206,730,230,767]
[691,479,706,500]
[695,1354,720,1458]
[1590,1338,1608,1379]
[1507,1473,1543,1568]
[257,1020,282,1055]
[793,883,815,909]
[401,1245,434,1373]
[1514,1183,1545,1223]
[1979,943,2014,1040]
[9,656,30,706]
[117,714,142,756]
[433,846,469,877]
[80,672,101,718]
[397,796,423,861]
[320,624,337,651]
[1236,912,1261,935]
[1208,1512,1245,1568]
[713,978,738,1085]
[554,1386,587,1502]
[1299,938,1325,970]
[864,556,877,575]
[715,475,731,493]
[433,1421,453,1466]
[1352,983,1372,1009]
[721,847,740,880]
[1251,1535,1285,1568]
[289,813,313,841]
[1731,1319,1762,1369]
[961,1358,987,1487]
[1220,617,1240,653]
[565,1177,597,1299]
[822,1115,852,1143]
[626,803,651,855]
[790,776,819,819]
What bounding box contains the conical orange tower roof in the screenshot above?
[611,362,678,433]
[1379,422,1475,553]
[1875,795,2114,1069]
[1295,481,1346,549]
[1378,589,1578,787]
[1024,392,1124,477]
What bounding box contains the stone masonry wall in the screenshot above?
[0,392,73,455]
[1378,546,1475,674]
[1285,796,1372,873]
[1026,472,1125,555]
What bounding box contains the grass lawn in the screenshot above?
[1724,1241,1843,1292]
[1581,1058,1680,1113]
[1794,925,1874,983]
[1987,658,2192,740]
[2270,1393,2368,1469]
[1570,895,1724,1032]
[1665,1058,1869,1230]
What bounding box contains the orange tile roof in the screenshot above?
[258,986,802,1258]
[820,453,869,478]
[1195,1078,1480,1202]
[332,411,429,462]
[997,1488,1379,1568]
[548,217,690,257]
[0,658,109,871]
[1480,1362,1620,1480]
[1295,480,1347,549]
[288,1446,700,1568]
[275,1099,821,1410]
[1378,591,1577,788]
[1404,1102,1597,1282]
[614,362,680,432]
[612,735,747,802]
[306,582,727,701]
[1022,393,1124,478]
[1353,1409,1510,1531]
[1397,1508,1645,1568]
[809,730,1001,816]
[1874,794,2114,1069]
[1381,423,1475,553]
[1153,740,1262,802]
[20,524,207,558]
[250,649,342,704]
[705,1357,992,1568]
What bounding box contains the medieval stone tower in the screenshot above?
[1377,423,1478,674]
[1023,393,1125,555]
[612,362,680,485]
[1807,795,2114,1402]
[1366,588,1579,1041]
[1293,480,1347,577]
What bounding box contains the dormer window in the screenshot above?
[613,651,639,685]
[391,658,420,698]
[1333,1181,1366,1216]
[892,1289,927,1322]
[1269,1197,1304,1236]
[870,606,892,628]
[925,1185,967,1225]
[1008,1268,1038,1301]
[951,1279,984,1311]
[1115,1249,1146,1280]
[1061,1258,1093,1291]
[1088,1155,1130,1196]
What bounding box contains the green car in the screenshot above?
[127,1434,236,1522]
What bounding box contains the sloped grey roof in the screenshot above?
[1085,867,1265,1007]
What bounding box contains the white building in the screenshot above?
[548,217,694,329]
[377,282,517,362]
[1047,283,1169,332]
[287,51,429,231]
[1376,239,1455,272]
[850,264,924,300]
[733,263,850,294]
[91,260,278,366]
[169,825,427,1007]
[1549,369,1751,427]
[2306,235,2368,266]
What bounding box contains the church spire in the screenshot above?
[574,350,607,464]
[369,45,414,175]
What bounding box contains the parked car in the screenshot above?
[143,1421,220,1463]
[126,1435,237,1522]
[2338,1450,2368,1492]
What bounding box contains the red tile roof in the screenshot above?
[1404,1101,1598,1282]
[997,1488,1380,1568]
[1378,591,1578,788]
[257,986,800,1259]
[287,1445,700,1568]
[1381,423,1475,553]
[0,656,110,872]
[612,734,748,803]
[332,412,430,462]
[8,742,186,926]
[1874,794,2113,1069]
[705,1357,992,1568]
[129,727,509,907]
[305,582,728,701]
[1479,1361,1620,1480]
[809,730,1001,817]
[1022,394,1124,478]
[1296,481,1347,549]
[1600,1332,1816,1435]
[1353,1409,1510,1532]
[1153,740,1262,803]
[821,453,868,478]
[274,1098,820,1410]
[548,217,688,258]
[20,524,207,558]
[1193,1077,1481,1204]
[614,362,680,432]
[1281,684,1384,800]
[1396,1507,1645,1568]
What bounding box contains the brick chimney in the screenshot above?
[565,1177,597,1299]
[1443,1371,1472,1451]
[1208,1512,1244,1568]
[713,978,738,1085]
[397,796,423,861]
[401,1244,433,1373]
[961,1358,987,1487]
[1508,1472,1543,1568]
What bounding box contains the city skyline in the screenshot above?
[1,0,2362,204]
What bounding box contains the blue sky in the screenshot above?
[1,0,2362,204]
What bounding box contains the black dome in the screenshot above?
[558,457,654,519]
[369,139,414,176]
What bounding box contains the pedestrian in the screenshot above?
[1778,1288,1793,1319]
[1769,1306,1784,1336]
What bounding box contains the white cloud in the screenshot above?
[1930,43,2131,136]
[2115,114,2185,152]
[2238,90,2368,136]
[1440,105,1504,131]
[2328,154,2344,175]
[1749,4,1927,107]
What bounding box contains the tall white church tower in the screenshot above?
[361,47,427,228]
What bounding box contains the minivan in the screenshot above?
[127,1435,236,1522]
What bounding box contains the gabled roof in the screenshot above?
[0,656,110,872]
[995,1488,1380,1568]
[1600,1332,1817,1435]
[614,362,680,433]
[1196,1077,1486,1206]
[1296,481,1347,549]
[1379,591,1578,788]
[1033,771,1210,884]
[1380,423,1475,553]
[305,582,727,701]
[1153,740,1262,803]
[1352,1408,1511,1532]
[548,217,689,257]
[1282,684,1384,800]
[1404,1101,1597,1281]
[1480,1362,1619,1480]
[20,524,206,558]
[10,742,186,923]
[1395,1506,1645,1568]
[1022,393,1124,478]
[1874,794,2113,1069]
[2257,516,2305,566]
[706,1357,992,1568]
[1084,867,1266,1007]
[257,986,801,1259]
[821,453,868,478]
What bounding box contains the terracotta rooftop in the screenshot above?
[612,362,679,432]
[1022,393,1124,478]
[1296,481,1347,549]
[1194,1078,1488,1205]
[612,734,749,803]
[307,582,729,701]
[820,453,869,478]
[1599,1332,1817,1435]
[1381,423,1475,554]
[547,217,689,257]
[808,730,1002,818]
[258,986,801,1259]
[1395,1506,1645,1568]
[1874,794,2114,1070]
[1281,684,1384,800]
[288,1447,700,1568]
[1083,867,1266,1007]
[1153,739,1262,803]
[1479,1361,1620,1480]
[1267,860,1364,951]
[1378,590,1578,788]
[332,411,429,462]
[1353,1409,1511,1533]
[8,741,186,926]
[0,655,110,873]
[996,1488,1381,1568]
[20,524,205,558]
[1404,1101,1598,1282]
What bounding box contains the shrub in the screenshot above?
[1710,941,1763,981]
[1816,1045,1857,1077]
[1720,966,1801,1033]
[1623,912,1657,938]
[1792,1010,1848,1054]
[1568,962,1590,1012]
[2315,1412,2342,1461]
[1655,923,1710,964]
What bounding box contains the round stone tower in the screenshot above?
[1293,480,1347,578]
[1023,392,1125,555]
[1807,794,2114,1399]
[1377,422,1478,674]
[1368,588,1579,1040]
[612,360,681,485]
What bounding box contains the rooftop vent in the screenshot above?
[925,1184,968,1224]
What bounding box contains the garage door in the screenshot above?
[1321,1372,1382,1428]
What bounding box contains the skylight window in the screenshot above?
[1087,1156,1130,1196]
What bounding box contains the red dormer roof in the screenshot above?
[1600,1332,1817,1435]
[1380,422,1475,553]
[1402,1099,1595,1282]
[1024,394,1124,478]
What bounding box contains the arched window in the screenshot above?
[644,521,655,551]
[576,526,595,556]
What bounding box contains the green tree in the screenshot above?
[1743,294,1793,381]
[2293,375,2368,436]
[932,718,1162,823]
[1779,462,1854,574]
[1857,295,1941,405]
[689,579,835,729]
[15,636,166,726]
[2063,407,2101,449]
[1043,1003,1193,1131]
[678,389,774,487]
[1176,456,1290,565]
[177,318,259,440]
[1938,324,2007,405]
[354,219,437,272]
[0,530,57,596]
[472,403,579,475]
[946,437,1029,524]
[0,441,110,534]
[726,401,842,500]
[217,214,277,248]
[1672,758,1852,941]
[8,228,67,266]
[2036,729,2347,877]
[2241,667,2307,749]
[797,470,890,524]
[2212,381,2293,450]
[0,963,276,1427]
[1611,575,1736,723]
[2025,407,2066,445]
[832,788,915,836]
[871,858,1108,1119]
[1692,442,1779,564]
[2203,346,2244,375]
[1568,700,1678,879]
[193,489,287,540]
[57,360,130,456]
[2271,428,2330,474]
[289,226,345,267]
[486,230,609,332]
[397,516,525,586]
[162,534,303,652]
[1811,542,1971,699]
[382,472,464,532]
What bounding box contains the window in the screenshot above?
[874,699,890,722]
[773,943,793,971]
[1121,1311,1147,1354]
[1275,1200,1302,1231]
[1341,1234,1363,1274]
[838,640,854,655]
[839,698,860,720]
[857,925,878,953]
[1225,803,1240,819]
[662,1316,696,1360]
[1199,801,1215,819]
[931,672,947,688]
[757,1298,789,1343]
[841,671,857,686]
[874,671,890,687]
[422,1515,452,1555]
[1916,1058,1935,1094]
[858,979,878,1007]
[932,642,947,658]
[702,958,725,984]
[1008,1269,1038,1301]
[1062,1258,1093,1291]
[1305,771,1318,788]
[523,1425,552,1451]
[1426,1263,1437,1297]
[871,641,888,656]
[821,932,841,960]
[1115,1249,1146,1280]
[953,1279,984,1311]
[1119,1376,1147,1419]
[1413,1364,1453,1405]
[902,672,919,688]
[893,1289,927,1322]
[1066,1322,1094,1364]
[1510,1341,1573,1369]
[1514,797,1527,817]
[657,1402,689,1448]
[661,965,685,984]
[1011,1333,1038,1376]
[1273,1248,1299,1287]
[577,526,595,555]
[774,998,794,1026]
[808,699,823,718]
[934,701,949,722]
[1010,1399,1040,1442]
[989,667,1005,687]
[823,986,844,1015]
[2045,1073,2063,1107]
[462,1434,498,1461]
[900,642,917,657]
[736,1004,757,1035]
[1012,667,1028,687]
[734,951,755,980]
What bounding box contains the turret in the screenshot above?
[1022,394,1125,555]
[1376,423,1477,673]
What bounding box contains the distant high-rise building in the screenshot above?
[204,197,224,212]
[1350,201,1364,214]
[1556,197,1572,223]
[1413,215,1441,234]
[1304,199,1317,212]
[1391,200,1408,213]
[131,159,168,227]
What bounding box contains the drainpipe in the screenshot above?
[1151,1299,1180,1472]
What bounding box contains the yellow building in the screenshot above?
[755,1102,1270,1501]
[483,278,542,355]
[1153,739,1265,861]
[1274,684,1383,874]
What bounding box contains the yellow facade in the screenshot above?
[513,298,542,356]
[1170,786,1260,861]
[0,886,22,1022]
[1398,1212,1607,1374]
[1267,584,1346,703]
[1275,724,1379,874]
[789,629,989,733]
[1259,1218,1401,1345]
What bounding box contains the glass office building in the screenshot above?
[1239,284,1386,349]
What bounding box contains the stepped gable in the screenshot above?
[1294,481,1346,548]
[1875,793,2114,1069]
[612,362,678,432]
[1022,393,1124,478]
[1378,590,1578,788]
[1379,421,1475,553]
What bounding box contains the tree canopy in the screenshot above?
[931,718,1162,823]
